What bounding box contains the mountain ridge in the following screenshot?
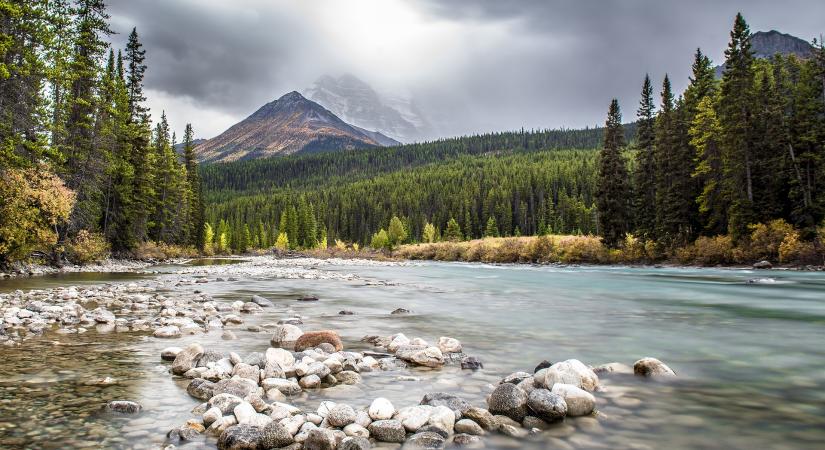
[194,91,398,163]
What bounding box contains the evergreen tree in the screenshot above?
[444,218,462,242]
[422,222,437,243]
[632,75,657,239]
[690,94,728,234]
[387,216,407,248]
[718,12,757,241]
[182,123,204,248]
[596,99,630,248]
[484,216,499,237]
[124,27,146,121]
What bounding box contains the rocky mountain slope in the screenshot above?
[194,92,399,163]
[715,30,814,77]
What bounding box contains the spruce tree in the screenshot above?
[690,94,728,235]
[596,99,630,248]
[444,218,462,242]
[632,75,657,239]
[182,123,204,248]
[718,12,756,242]
[484,216,499,237]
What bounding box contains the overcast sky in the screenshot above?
[107,0,825,141]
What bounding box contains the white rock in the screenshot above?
[551,383,596,416]
[427,405,455,434]
[203,406,222,426]
[394,405,433,432]
[343,423,370,438]
[266,347,295,368]
[387,334,410,353]
[369,397,395,421]
[540,359,599,392]
[233,401,257,424]
[437,336,462,353]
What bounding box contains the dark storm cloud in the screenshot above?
[105,0,825,139]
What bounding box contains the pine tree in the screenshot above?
[422,222,437,243]
[387,216,407,248]
[124,27,147,121]
[718,13,757,242]
[484,216,499,237]
[596,99,630,248]
[690,94,728,235]
[444,218,462,242]
[632,75,657,239]
[182,123,204,248]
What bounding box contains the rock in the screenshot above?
[387,334,411,353]
[338,310,355,315]
[265,347,295,368]
[261,421,294,448]
[592,362,634,375]
[403,431,446,449]
[161,346,183,361]
[522,416,549,430]
[633,357,676,377]
[534,360,553,373]
[369,397,396,420]
[397,346,444,368]
[92,307,115,323]
[390,308,410,314]
[454,419,484,435]
[294,330,344,352]
[501,371,532,385]
[212,378,259,398]
[487,383,528,422]
[340,436,371,450]
[262,378,302,396]
[243,352,266,368]
[251,295,274,307]
[526,389,567,422]
[298,295,319,302]
[232,363,260,384]
[551,383,595,416]
[187,378,216,400]
[105,400,142,414]
[210,393,244,414]
[154,325,181,338]
[304,428,336,450]
[328,404,357,427]
[199,350,226,367]
[368,420,406,443]
[420,393,471,415]
[427,406,455,434]
[217,424,264,450]
[452,434,483,447]
[203,406,223,426]
[222,330,238,340]
[336,370,361,385]
[537,359,599,392]
[437,336,462,353]
[233,401,257,425]
[753,260,773,269]
[343,423,369,438]
[396,405,433,432]
[271,324,304,347]
[463,407,496,431]
[460,356,483,370]
[208,415,238,437]
[497,423,525,438]
[299,374,321,389]
[171,343,205,375]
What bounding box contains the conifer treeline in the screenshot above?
[0,0,203,264]
[597,13,825,251]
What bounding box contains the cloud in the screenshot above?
[106,0,825,140]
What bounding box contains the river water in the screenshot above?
[1,259,823,449]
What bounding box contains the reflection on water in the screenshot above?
[0,272,147,294]
[185,258,248,266]
[1,262,824,449]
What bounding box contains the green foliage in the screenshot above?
[275,232,289,251]
[444,218,463,242]
[370,228,389,250]
[66,230,110,264]
[484,216,499,237]
[596,99,630,248]
[422,222,437,243]
[387,216,407,248]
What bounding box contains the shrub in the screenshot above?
[66,231,110,264]
[779,231,821,265]
[527,235,554,262]
[748,219,794,261]
[555,235,607,263]
[620,234,648,263]
[134,241,198,260]
[678,235,734,266]
[370,229,389,250]
[494,238,523,263]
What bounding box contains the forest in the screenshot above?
[0,0,204,266]
[202,14,825,265]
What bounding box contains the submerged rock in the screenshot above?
[536,359,599,392]
[420,393,471,415]
[271,324,303,347]
[105,400,142,414]
[171,343,205,375]
[251,295,274,307]
[460,356,483,370]
[634,357,676,377]
[526,389,567,422]
[294,330,343,352]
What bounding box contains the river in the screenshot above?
[0,258,823,449]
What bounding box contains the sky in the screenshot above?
[107,0,825,141]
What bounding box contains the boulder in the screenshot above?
[298,295,319,302]
[592,362,634,375]
[343,423,369,438]
[396,346,444,368]
[299,374,321,389]
[368,420,406,443]
[395,405,433,432]
[339,436,371,450]
[154,326,181,338]
[454,419,484,436]
[336,371,362,385]
[534,360,553,373]
[187,378,216,400]
[551,383,595,416]
[217,424,264,450]
[452,434,483,447]
[390,308,410,314]
[171,343,205,375]
[265,347,295,368]
[427,406,455,434]
[160,346,182,361]
[209,393,244,414]
[501,371,532,385]
[403,431,446,449]
[304,428,337,450]
[420,393,471,415]
[260,422,294,448]
[203,406,223,426]
[369,397,396,421]
[271,324,304,347]
[437,336,462,353]
[487,383,528,422]
[460,356,483,370]
[526,389,567,422]
[251,295,274,307]
[537,359,599,392]
[463,407,496,431]
[294,330,344,352]
[328,404,357,428]
[261,378,301,396]
[232,363,260,384]
[233,401,257,424]
[753,260,773,269]
[633,357,676,377]
[212,377,259,398]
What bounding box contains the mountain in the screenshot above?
[304,74,433,143]
[194,91,399,163]
[173,138,206,155]
[715,30,814,77]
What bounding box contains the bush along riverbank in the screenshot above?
[394,221,825,269]
[150,316,678,449]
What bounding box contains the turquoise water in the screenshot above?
[0,261,823,449]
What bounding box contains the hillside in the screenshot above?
[715,30,814,76]
[194,91,399,163]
